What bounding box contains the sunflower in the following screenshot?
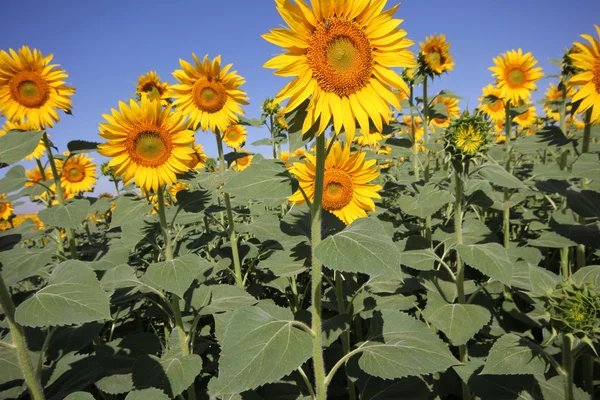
[168,182,190,199]
[25,165,52,188]
[478,84,506,123]
[289,141,381,225]
[355,129,384,147]
[0,120,47,160]
[231,149,253,172]
[98,95,195,192]
[568,25,600,124]
[0,194,14,221]
[186,144,208,170]
[489,49,544,105]
[543,82,575,121]
[0,46,74,129]
[171,54,249,133]
[222,124,247,149]
[445,112,490,158]
[419,34,454,76]
[512,105,537,128]
[275,106,288,129]
[136,71,170,106]
[55,152,97,195]
[430,96,460,128]
[403,115,424,145]
[280,150,290,166]
[263,0,416,142]
[292,147,306,158]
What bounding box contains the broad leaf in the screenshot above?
[0,247,54,286]
[111,195,153,228]
[100,264,141,291]
[222,158,295,201]
[133,353,202,398]
[202,284,258,314]
[0,165,26,194]
[480,333,547,375]
[125,388,170,400]
[96,373,133,394]
[259,249,307,277]
[0,129,44,166]
[396,183,454,218]
[38,198,90,229]
[571,153,600,180]
[64,393,96,400]
[67,140,99,154]
[456,243,513,285]
[528,231,577,248]
[145,254,203,298]
[477,163,527,189]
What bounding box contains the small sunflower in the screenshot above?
[543,82,575,121]
[222,124,247,149]
[0,120,47,160]
[0,46,74,129]
[98,95,195,192]
[445,112,490,158]
[275,106,288,129]
[289,141,381,225]
[478,84,506,123]
[263,0,416,141]
[56,152,97,195]
[280,150,290,166]
[292,147,306,158]
[568,25,600,124]
[136,71,170,106]
[566,114,586,131]
[231,149,253,172]
[430,96,460,128]
[0,194,14,220]
[171,54,249,132]
[186,144,209,170]
[512,105,537,128]
[403,115,424,147]
[419,34,455,76]
[25,165,52,188]
[489,49,544,105]
[355,129,384,147]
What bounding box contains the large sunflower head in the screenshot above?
[0,119,46,160]
[0,194,13,221]
[419,34,455,76]
[222,124,247,149]
[289,141,381,225]
[25,165,52,189]
[56,152,97,195]
[512,105,537,128]
[98,95,195,192]
[230,149,253,172]
[478,84,505,123]
[430,96,460,128]
[445,112,490,160]
[171,54,249,133]
[489,49,544,106]
[543,82,575,121]
[0,46,75,129]
[263,0,416,142]
[567,25,600,124]
[136,71,171,106]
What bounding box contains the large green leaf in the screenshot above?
[237,213,280,241]
[477,163,527,189]
[259,249,307,277]
[38,198,90,229]
[358,311,459,379]
[64,393,96,400]
[456,243,513,285]
[0,129,44,166]
[111,195,153,228]
[396,183,454,218]
[121,215,158,249]
[572,265,600,289]
[145,254,203,298]
[315,217,402,277]
[211,301,312,395]
[480,333,547,375]
[0,247,54,286]
[222,158,295,201]
[132,353,202,398]
[528,231,577,248]
[202,284,258,314]
[100,264,141,291]
[15,260,111,327]
[125,389,170,400]
[96,373,133,394]
[566,188,600,218]
[67,140,99,154]
[423,291,490,346]
[571,153,600,180]
[0,165,26,194]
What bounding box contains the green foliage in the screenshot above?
[0,129,44,167]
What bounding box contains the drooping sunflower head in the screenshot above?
[478,84,506,123]
[98,95,195,192]
[489,49,544,106]
[0,119,46,160]
[171,54,249,133]
[430,96,460,128]
[222,124,247,149]
[98,192,114,200]
[25,165,52,188]
[56,152,97,195]
[445,112,490,160]
[512,105,538,128]
[0,194,14,221]
[288,141,382,226]
[136,71,171,106]
[0,46,75,129]
[543,82,575,121]
[419,34,455,76]
[567,25,600,124]
[230,148,253,172]
[263,0,416,141]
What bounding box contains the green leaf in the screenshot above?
[259,249,307,277]
[237,213,280,242]
[358,311,459,379]
[238,116,263,128]
[132,353,202,398]
[100,264,141,291]
[111,195,152,228]
[0,247,53,286]
[571,153,600,180]
[196,170,231,190]
[211,301,312,395]
[531,164,571,181]
[38,198,90,229]
[396,183,454,218]
[456,243,513,285]
[91,241,130,270]
[480,333,547,375]
[0,129,44,166]
[202,284,258,314]
[121,216,158,249]
[438,89,464,100]
[96,373,133,394]
[477,163,527,189]
[526,264,560,297]
[397,239,440,271]
[0,165,26,194]
[222,158,295,201]
[145,254,202,298]
[423,291,491,346]
[67,140,99,154]
[125,388,170,400]
[572,265,600,289]
[566,188,600,218]
[315,217,402,278]
[175,189,211,213]
[528,231,577,248]
[64,393,96,400]
[15,260,111,327]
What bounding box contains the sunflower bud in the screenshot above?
[100,161,114,177]
[546,280,600,339]
[261,98,280,115]
[444,111,490,165]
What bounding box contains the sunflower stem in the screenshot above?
[422,77,433,243]
[563,333,575,400]
[311,133,327,400]
[503,102,512,249]
[576,109,592,272]
[0,273,46,400]
[409,83,420,181]
[557,89,571,279]
[42,132,78,260]
[334,271,357,400]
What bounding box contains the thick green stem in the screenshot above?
[409,84,420,181]
[0,273,46,399]
[556,91,571,278]
[334,272,356,400]
[422,78,433,242]
[270,115,277,159]
[576,109,592,271]
[311,133,327,400]
[503,103,512,249]
[583,354,594,399]
[563,334,574,400]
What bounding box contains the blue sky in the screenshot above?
[1,0,598,213]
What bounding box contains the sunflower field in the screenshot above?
[1,1,600,400]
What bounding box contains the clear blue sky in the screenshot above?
[1,0,598,213]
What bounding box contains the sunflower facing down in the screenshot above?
[0,120,47,160]
[0,46,75,129]
[430,96,460,128]
[223,124,247,149]
[512,105,537,128]
[489,49,544,105]
[478,84,506,123]
[263,0,416,142]
[419,34,455,76]
[98,95,195,192]
[171,54,249,133]
[289,141,382,225]
[136,71,171,105]
[56,152,97,195]
[568,25,600,124]
[0,194,13,220]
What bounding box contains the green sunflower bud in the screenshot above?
[444,111,490,163]
[261,98,280,116]
[100,161,114,177]
[546,279,600,339]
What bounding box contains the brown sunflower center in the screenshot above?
[237,155,250,167]
[192,78,227,113]
[322,169,353,211]
[308,18,374,97]
[507,68,526,87]
[593,61,600,91]
[64,163,86,183]
[9,72,50,108]
[127,125,173,167]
